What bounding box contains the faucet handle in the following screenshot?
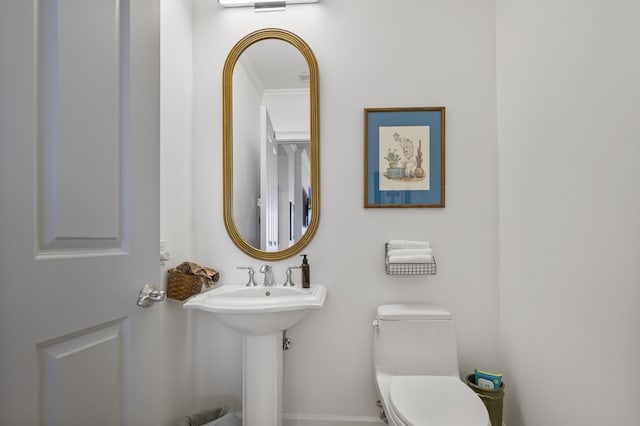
[259,264,275,287]
[237,266,257,286]
[283,266,301,287]
[259,264,272,273]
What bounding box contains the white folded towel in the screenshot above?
[387,240,431,250]
[388,254,434,264]
[387,248,433,257]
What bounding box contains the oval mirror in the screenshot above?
[223,29,320,260]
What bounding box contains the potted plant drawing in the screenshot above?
[384,149,402,168]
[414,140,425,178]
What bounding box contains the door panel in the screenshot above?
[0,0,165,424]
[38,319,126,425]
[38,0,128,255]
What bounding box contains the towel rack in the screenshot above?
[385,243,437,275]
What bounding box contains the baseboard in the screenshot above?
[282,413,384,426]
[234,412,500,425]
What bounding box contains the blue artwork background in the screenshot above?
[366,110,443,206]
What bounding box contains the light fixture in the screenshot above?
[218,0,318,12]
[255,2,286,12]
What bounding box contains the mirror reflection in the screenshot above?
[233,40,311,252]
[223,29,319,261]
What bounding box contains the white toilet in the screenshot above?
[373,304,490,426]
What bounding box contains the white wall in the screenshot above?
[189,0,499,421]
[497,1,640,425]
[160,0,195,421]
[161,1,193,261]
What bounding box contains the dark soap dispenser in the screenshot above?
[300,254,310,288]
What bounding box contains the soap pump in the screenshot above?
[300,254,310,288]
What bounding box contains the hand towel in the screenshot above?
[387,248,433,257]
[387,240,431,250]
[388,254,434,264]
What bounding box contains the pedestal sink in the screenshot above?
[183,283,327,426]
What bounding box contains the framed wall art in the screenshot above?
[364,107,445,208]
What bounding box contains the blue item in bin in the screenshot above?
[474,369,503,389]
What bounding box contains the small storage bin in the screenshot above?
[180,406,238,426]
[167,271,208,300]
[466,373,505,426]
[167,261,219,301]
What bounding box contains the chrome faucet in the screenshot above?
[259,264,275,287]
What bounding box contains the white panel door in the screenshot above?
[260,106,279,252]
[0,1,167,424]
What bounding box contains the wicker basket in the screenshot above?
[167,271,211,301]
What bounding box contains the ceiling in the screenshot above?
[238,39,310,91]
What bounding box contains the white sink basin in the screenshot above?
[183,284,327,335]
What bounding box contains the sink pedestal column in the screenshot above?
[242,331,284,426]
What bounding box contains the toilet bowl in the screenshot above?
[373,304,490,426]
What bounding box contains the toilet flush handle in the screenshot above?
[372,319,379,329]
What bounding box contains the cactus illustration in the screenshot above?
[415,140,425,179]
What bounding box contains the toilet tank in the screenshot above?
[373,304,460,377]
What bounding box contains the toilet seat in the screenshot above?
[389,376,489,426]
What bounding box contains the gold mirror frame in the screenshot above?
[223,28,320,260]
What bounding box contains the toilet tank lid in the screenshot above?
[376,304,452,320]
